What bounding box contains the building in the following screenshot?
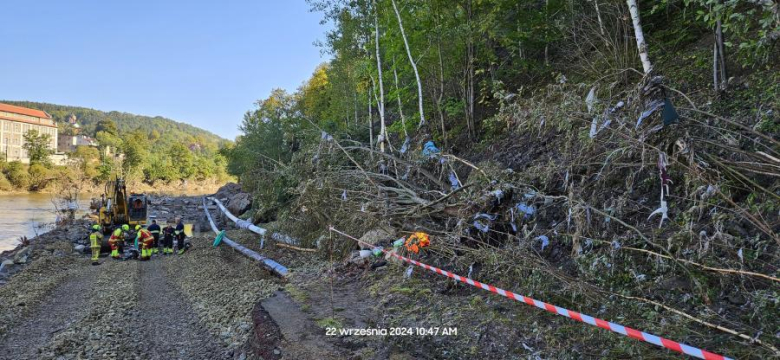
[58,133,98,153]
[0,103,58,163]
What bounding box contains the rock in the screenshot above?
[273,349,281,355]
[74,244,86,252]
[358,228,395,249]
[227,193,252,216]
[215,182,243,199]
[13,247,31,263]
[1,259,13,267]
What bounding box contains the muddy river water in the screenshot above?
[0,193,92,251]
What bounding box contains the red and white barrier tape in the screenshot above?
[328,226,732,360]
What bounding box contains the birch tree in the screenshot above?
[391,0,426,129]
[392,57,408,139]
[373,2,387,152]
[626,0,653,74]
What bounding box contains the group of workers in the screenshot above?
[89,218,188,265]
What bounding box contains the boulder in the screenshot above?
[215,182,242,199]
[13,247,31,264]
[74,244,86,253]
[358,228,395,249]
[227,193,252,216]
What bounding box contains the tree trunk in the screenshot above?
[392,57,408,138]
[391,0,426,129]
[373,3,387,153]
[594,0,606,37]
[368,86,374,155]
[465,0,475,138]
[713,41,719,92]
[716,17,727,91]
[626,0,653,74]
[437,36,447,148]
[354,91,359,126]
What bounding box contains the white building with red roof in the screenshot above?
[0,103,58,163]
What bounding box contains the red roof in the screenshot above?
[0,103,52,119]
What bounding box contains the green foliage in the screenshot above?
[95,119,118,136]
[683,0,779,65]
[3,161,29,189]
[22,130,53,167]
[121,131,149,176]
[0,173,11,191]
[27,163,50,190]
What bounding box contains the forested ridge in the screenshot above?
[2,101,226,147]
[223,0,779,358]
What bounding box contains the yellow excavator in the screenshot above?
[98,177,148,232]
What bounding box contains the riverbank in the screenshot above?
[0,178,229,196]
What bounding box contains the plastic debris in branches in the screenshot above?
[662,98,679,126]
[585,86,597,113]
[474,213,498,221]
[449,172,460,190]
[399,137,410,154]
[422,141,440,158]
[341,190,348,201]
[492,189,504,202]
[648,198,669,228]
[473,221,490,233]
[516,203,536,219]
[537,235,550,251]
[635,99,664,130]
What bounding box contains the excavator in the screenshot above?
[97,177,148,233]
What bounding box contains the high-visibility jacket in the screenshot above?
[110,228,123,241]
[89,231,102,248]
[136,229,154,248]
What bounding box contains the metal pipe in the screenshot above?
[206,197,299,246]
[202,197,288,277]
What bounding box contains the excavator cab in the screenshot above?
[127,194,148,227]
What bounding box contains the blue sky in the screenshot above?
[0,0,330,140]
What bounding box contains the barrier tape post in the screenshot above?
[328,226,733,360]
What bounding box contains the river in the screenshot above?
[0,193,93,252]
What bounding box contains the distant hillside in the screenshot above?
[2,101,227,146]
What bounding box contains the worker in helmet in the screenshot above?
[89,224,102,265]
[174,217,187,254]
[162,221,175,255]
[147,219,161,255]
[135,225,155,261]
[108,224,129,259]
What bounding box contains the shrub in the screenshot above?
[4,161,29,189]
[0,173,12,191]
